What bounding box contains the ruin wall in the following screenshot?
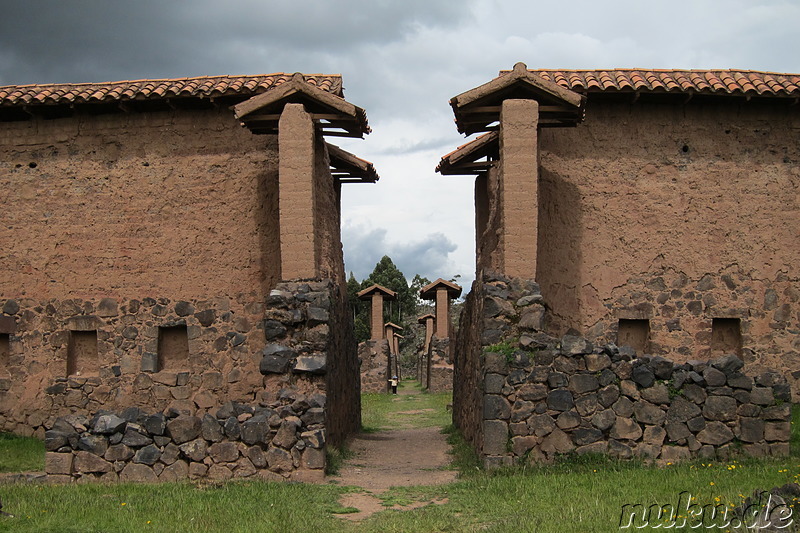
[536,100,800,380]
[0,106,360,477]
[359,339,390,393]
[453,273,790,468]
[0,109,281,300]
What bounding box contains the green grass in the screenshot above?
[0,433,44,473]
[1,398,799,531]
[351,455,800,532]
[360,380,452,432]
[0,481,353,532]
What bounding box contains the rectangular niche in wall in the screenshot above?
[617,319,650,354]
[711,318,742,356]
[158,325,189,371]
[67,330,98,376]
[0,333,10,376]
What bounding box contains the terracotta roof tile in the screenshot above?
[0,73,343,107]
[516,68,800,97]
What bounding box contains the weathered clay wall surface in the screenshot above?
[453,274,790,468]
[477,166,502,274]
[537,100,800,379]
[0,109,281,300]
[314,141,346,284]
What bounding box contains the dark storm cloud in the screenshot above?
[342,224,458,282]
[0,0,476,85]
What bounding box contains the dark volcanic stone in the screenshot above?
[93,414,127,435]
[121,427,153,447]
[143,414,167,436]
[547,389,574,411]
[166,415,202,444]
[201,414,224,442]
[194,309,216,327]
[134,444,162,465]
[631,364,655,388]
[263,320,287,340]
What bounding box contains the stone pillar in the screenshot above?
[499,99,539,279]
[435,288,451,338]
[370,293,384,341]
[278,103,317,280]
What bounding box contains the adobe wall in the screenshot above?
[453,273,791,468]
[536,100,800,381]
[0,109,281,300]
[0,105,360,478]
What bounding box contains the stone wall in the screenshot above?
[359,339,390,393]
[44,399,326,483]
[425,337,453,392]
[535,99,800,384]
[453,273,791,468]
[0,294,266,436]
[591,267,800,379]
[2,279,358,479]
[257,279,359,450]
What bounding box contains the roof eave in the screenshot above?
[233,73,370,138]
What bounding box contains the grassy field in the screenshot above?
[1,384,799,532]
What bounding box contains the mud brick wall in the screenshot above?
[535,99,799,383]
[453,273,791,468]
[44,399,326,483]
[0,108,282,300]
[359,339,390,393]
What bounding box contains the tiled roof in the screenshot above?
[0,74,343,107]
[420,278,463,299]
[508,69,800,97]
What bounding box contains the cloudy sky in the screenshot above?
[1,0,798,288]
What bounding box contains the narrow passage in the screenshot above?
[329,380,456,520]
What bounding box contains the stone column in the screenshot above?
[500,99,539,279]
[435,288,451,338]
[370,293,384,341]
[278,103,317,280]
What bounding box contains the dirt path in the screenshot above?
[329,385,457,521]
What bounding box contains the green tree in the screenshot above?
[409,274,432,307]
[346,272,370,343]
[363,255,414,324]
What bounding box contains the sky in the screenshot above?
[1,0,798,289]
